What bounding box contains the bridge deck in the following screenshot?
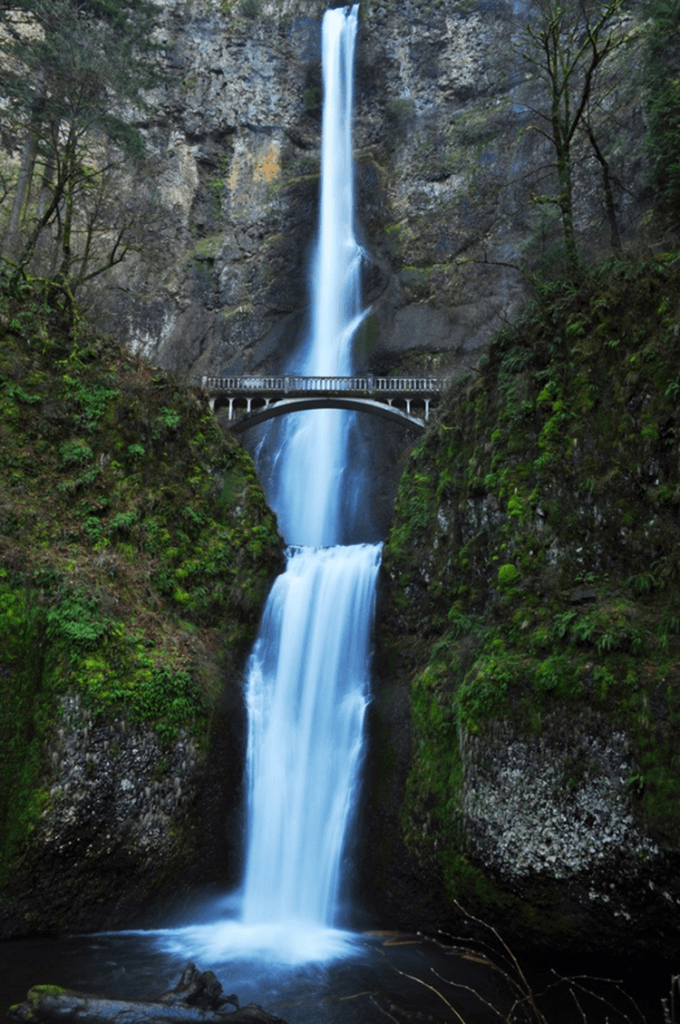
[200,374,445,395]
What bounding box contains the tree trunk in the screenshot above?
[585,120,622,253]
[556,147,581,278]
[3,132,38,260]
[3,87,46,261]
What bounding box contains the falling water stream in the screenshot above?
[136,2,381,966]
[240,4,380,938]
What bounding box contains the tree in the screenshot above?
[517,0,633,277]
[642,0,680,229]
[0,0,160,290]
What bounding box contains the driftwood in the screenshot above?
[9,963,286,1024]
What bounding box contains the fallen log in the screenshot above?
[9,963,286,1024]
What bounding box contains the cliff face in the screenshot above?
[369,254,680,956]
[89,0,649,383]
[0,282,283,935]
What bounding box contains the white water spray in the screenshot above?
[238,4,381,944]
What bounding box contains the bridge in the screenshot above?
[199,375,448,433]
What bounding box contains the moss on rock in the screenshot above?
[0,279,283,934]
[374,252,680,955]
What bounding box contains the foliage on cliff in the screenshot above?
[0,0,161,285]
[0,274,283,890]
[378,251,680,941]
[643,0,680,228]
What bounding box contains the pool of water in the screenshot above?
[1,925,671,1024]
[0,927,535,1024]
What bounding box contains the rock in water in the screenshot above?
[159,963,239,1011]
[9,964,285,1024]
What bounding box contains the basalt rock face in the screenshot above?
[2,695,207,936]
[366,256,680,957]
[0,289,283,936]
[90,0,649,384]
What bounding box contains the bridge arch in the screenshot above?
[223,395,428,433]
[199,374,448,433]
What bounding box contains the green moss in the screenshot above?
[303,87,320,110]
[0,277,283,896]
[440,848,516,913]
[497,562,519,587]
[188,236,223,260]
[29,985,67,1000]
[382,252,680,926]
[352,312,379,365]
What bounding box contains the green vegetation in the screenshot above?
[0,0,161,290]
[642,0,680,228]
[382,251,680,931]
[0,273,282,887]
[516,0,631,275]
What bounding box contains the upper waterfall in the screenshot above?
[268,4,364,548]
[305,3,361,380]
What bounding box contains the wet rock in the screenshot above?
[160,963,239,1011]
[9,965,285,1024]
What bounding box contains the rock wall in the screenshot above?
[89,0,649,384]
[368,255,680,956]
[0,293,283,936]
[4,695,205,935]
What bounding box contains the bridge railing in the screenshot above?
[199,375,446,394]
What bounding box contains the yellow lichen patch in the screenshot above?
[228,137,282,214]
[228,161,241,194]
[253,142,282,183]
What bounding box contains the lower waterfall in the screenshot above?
[241,543,381,929]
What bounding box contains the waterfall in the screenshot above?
[268,3,365,548]
[239,4,381,938]
[145,3,379,967]
[241,543,380,927]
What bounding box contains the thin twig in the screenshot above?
[376,947,468,1024]
[563,975,647,1024]
[369,996,402,1024]
[429,966,507,1021]
[452,902,548,1023]
[568,985,588,1023]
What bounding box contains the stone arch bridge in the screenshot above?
[199,375,448,433]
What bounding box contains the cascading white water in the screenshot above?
[241,542,380,927]
[239,4,381,939]
[269,3,365,548]
[141,3,380,967]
